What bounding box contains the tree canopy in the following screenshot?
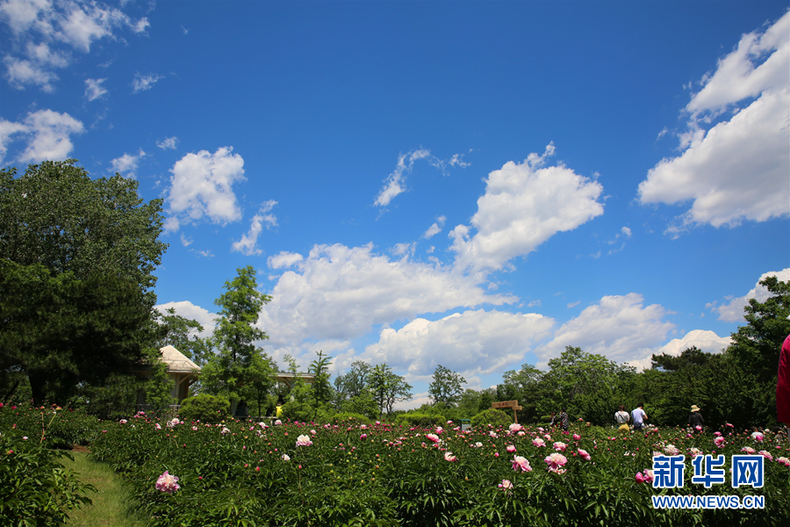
[0,160,167,404]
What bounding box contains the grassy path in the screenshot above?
[60,449,147,527]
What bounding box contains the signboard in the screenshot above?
[491,400,523,424]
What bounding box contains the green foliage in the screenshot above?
[428,364,466,408]
[280,400,316,422]
[154,307,209,365]
[0,160,167,405]
[143,349,175,417]
[343,390,381,419]
[470,408,512,428]
[395,412,447,427]
[370,363,413,416]
[309,350,334,408]
[178,394,230,424]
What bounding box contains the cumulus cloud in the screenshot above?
[156,136,178,150]
[255,242,516,348]
[450,144,604,273]
[164,146,245,232]
[231,200,278,256]
[539,293,674,368]
[639,12,790,231]
[84,77,107,100]
[422,215,446,239]
[155,300,217,340]
[132,72,163,93]
[0,109,84,163]
[109,148,145,178]
[374,149,470,208]
[362,309,554,378]
[707,268,790,322]
[0,0,149,91]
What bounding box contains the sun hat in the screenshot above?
[690,405,700,412]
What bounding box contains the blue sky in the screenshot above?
[1,0,788,408]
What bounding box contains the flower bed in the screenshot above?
[86,416,790,526]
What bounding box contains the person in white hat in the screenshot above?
[688,404,704,430]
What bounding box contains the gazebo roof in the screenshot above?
[160,345,201,373]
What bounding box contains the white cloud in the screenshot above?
[422,215,446,239]
[539,293,674,368]
[362,309,554,378]
[156,136,178,150]
[179,233,192,247]
[639,13,790,231]
[132,72,163,93]
[84,77,106,100]
[0,0,148,91]
[268,251,304,270]
[373,149,470,208]
[256,242,516,348]
[165,146,245,232]
[109,148,145,178]
[621,226,631,237]
[450,144,604,273]
[231,200,278,256]
[0,118,27,162]
[708,268,790,322]
[9,109,84,163]
[155,300,217,340]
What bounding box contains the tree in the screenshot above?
[0,160,167,404]
[154,308,209,365]
[727,277,790,382]
[308,350,334,408]
[201,266,273,414]
[334,360,373,402]
[369,364,413,415]
[428,365,466,408]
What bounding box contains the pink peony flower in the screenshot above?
[506,444,517,453]
[425,433,440,443]
[688,447,703,458]
[741,446,756,454]
[532,438,546,448]
[281,454,290,461]
[544,452,568,473]
[663,444,680,456]
[156,471,180,494]
[572,434,581,441]
[360,434,367,440]
[758,450,773,461]
[498,479,514,492]
[155,423,162,430]
[444,451,457,462]
[274,419,282,425]
[713,431,722,437]
[119,419,127,424]
[553,441,567,452]
[777,457,790,467]
[489,431,498,438]
[508,423,523,433]
[577,449,591,461]
[296,434,313,447]
[512,455,532,472]
[751,431,764,442]
[713,436,725,448]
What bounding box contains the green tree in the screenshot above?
[727,277,790,382]
[428,365,466,408]
[155,308,209,365]
[201,266,272,415]
[369,364,412,415]
[308,350,334,408]
[333,360,373,404]
[0,160,167,404]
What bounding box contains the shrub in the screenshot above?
[178,394,229,423]
[470,408,512,428]
[280,400,315,422]
[396,412,447,427]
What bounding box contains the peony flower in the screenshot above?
[663,444,680,456]
[713,436,725,448]
[508,423,523,433]
[532,438,546,448]
[489,431,498,438]
[360,433,367,441]
[221,426,230,435]
[435,427,444,435]
[713,431,722,437]
[274,419,282,426]
[498,479,514,492]
[572,434,581,441]
[740,446,756,454]
[777,457,790,467]
[155,471,180,494]
[155,423,162,430]
[635,469,653,483]
[545,453,568,473]
[167,418,180,428]
[512,455,532,472]
[758,450,773,461]
[444,451,457,462]
[281,454,290,461]
[577,449,591,461]
[474,442,483,448]
[553,441,567,452]
[425,433,440,443]
[751,431,764,442]
[296,434,313,447]
[506,444,517,453]
[688,447,703,458]
[119,419,127,424]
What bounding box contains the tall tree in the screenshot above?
[308,350,334,408]
[0,161,167,404]
[369,364,413,415]
[428,365,466,408]
[201,266,273,414]
[154,307,209,365]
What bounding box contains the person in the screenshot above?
[631,403,648,431]
[778,334,790,445]
[549,411,557,428]
[558,408,569,431]
[614,405,630,432]
[688,405,704,430]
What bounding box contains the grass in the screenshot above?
[60,449,147,527]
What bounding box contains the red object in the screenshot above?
[778,334,790,424]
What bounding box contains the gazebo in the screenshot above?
[159,345,201,402]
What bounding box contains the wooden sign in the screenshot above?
[492,400,523,424]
